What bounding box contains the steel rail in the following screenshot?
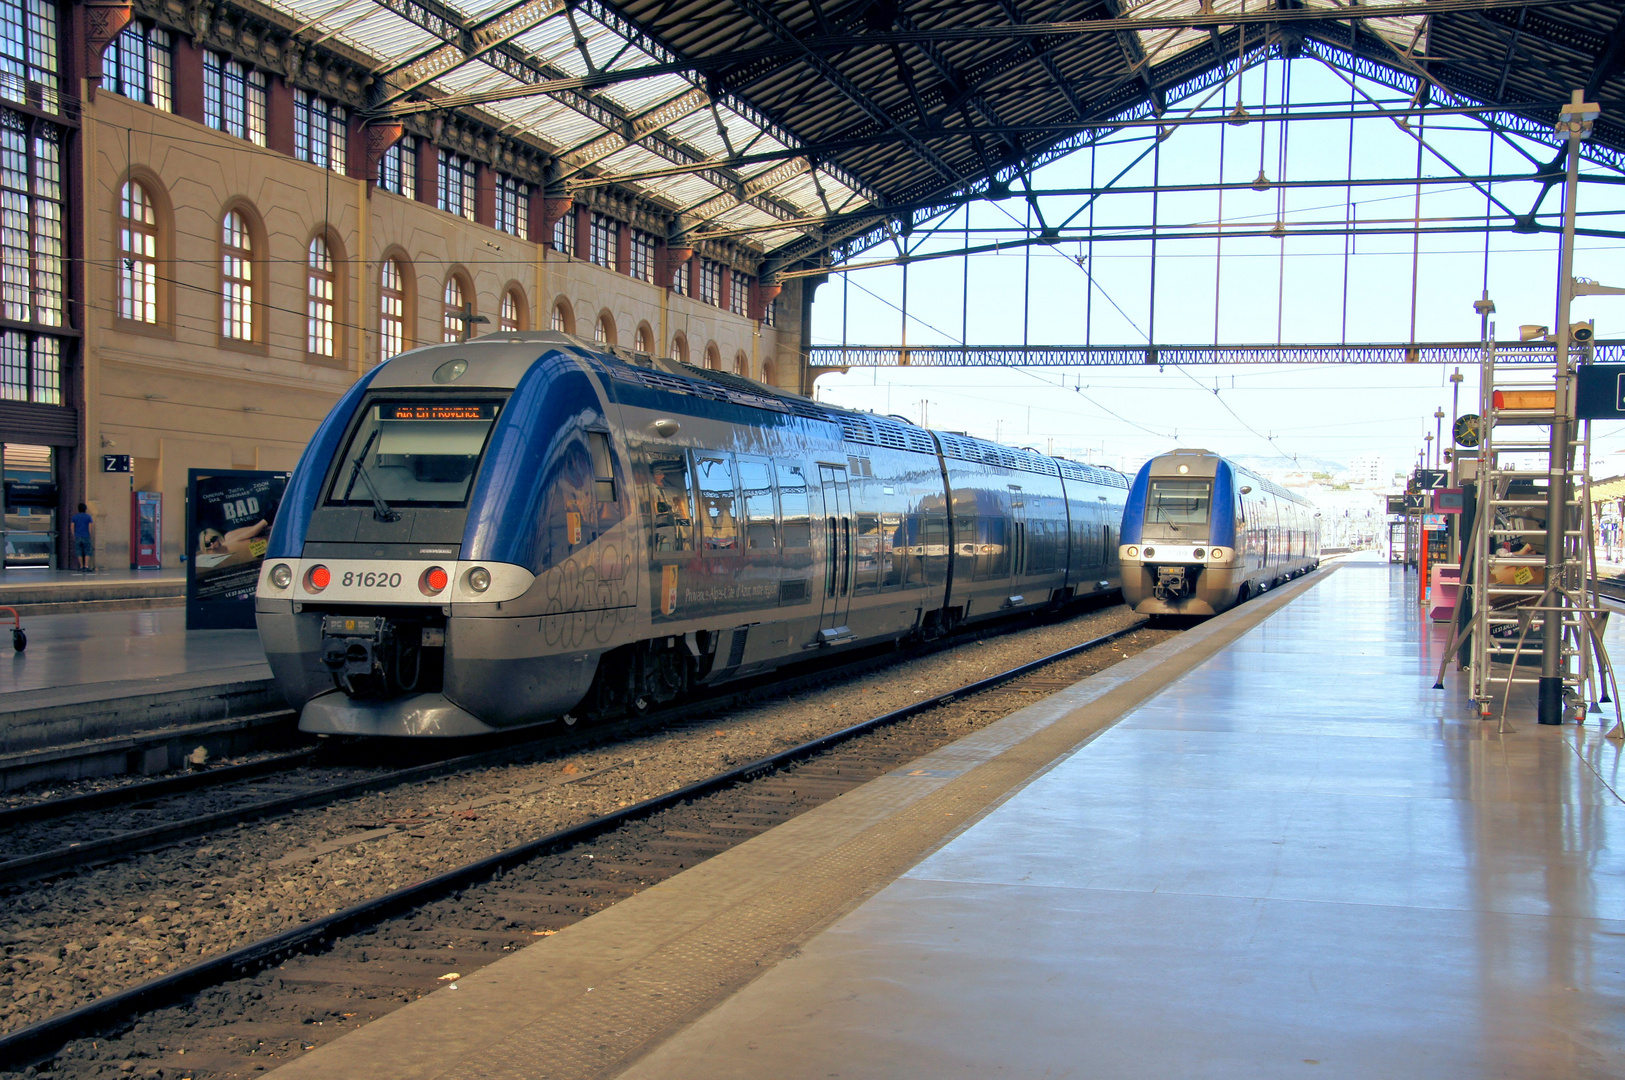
[0,599,1127,885]
[0,618,1149,1068]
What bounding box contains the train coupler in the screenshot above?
[1152,565,1190,602]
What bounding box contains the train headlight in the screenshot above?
[420,566,449,595]
[269,563,292,589]
[1210,547,1228,561]
[467,566,492,593]
[1143,547,1155,558]
[1126,546,1139,558]
[306,565,331,592]
[1193,548,1206,559]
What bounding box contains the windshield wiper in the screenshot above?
[342,430,400,522]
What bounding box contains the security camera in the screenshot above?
[1520,324,1550,342]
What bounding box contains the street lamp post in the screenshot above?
[1433,408,1445,468]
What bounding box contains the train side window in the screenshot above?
[778,464,811,548]
[588,432,616,502]
[880,513,903,590]
[853,514,880,594]
[695,452,739,555]
[739,458,777,551]
[985,517,1009,579]
[646,452,693,553]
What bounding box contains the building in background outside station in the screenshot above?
[1347,454,1389,486]
[1,0,814,571]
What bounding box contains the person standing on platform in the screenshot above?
[69,503,94,573]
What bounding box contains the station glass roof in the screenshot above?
[253,0,1625,267]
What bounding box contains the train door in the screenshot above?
[819,465,853,633]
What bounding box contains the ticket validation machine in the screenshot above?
[131,491,162,569]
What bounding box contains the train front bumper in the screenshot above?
[1118,544,1241,616]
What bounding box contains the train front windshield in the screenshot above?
[1148,479,1211,525]
[327,399,504,509]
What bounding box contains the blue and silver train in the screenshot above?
[1119,448,1319,617]
[255,331,1129,737]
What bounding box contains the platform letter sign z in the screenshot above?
[102,454,132,473]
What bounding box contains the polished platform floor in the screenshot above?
[267,558,1623,1080]
[619,558,1623,1080]
[0,608,264,699]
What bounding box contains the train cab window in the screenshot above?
[777,464,811,548]
[646,452,693,553]
[1148,479,1211,526]
[588,432,616,502]
[327,399,502,509]
[695,452,739,554]
[738,459,777,551]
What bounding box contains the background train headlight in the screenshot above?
[306,565,330,592]
[420,566,449,595]
[1126,546,1139,558]
[269,563,292,589]
[467,566,492,593]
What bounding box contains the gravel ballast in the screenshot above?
[0,603,1159,1046]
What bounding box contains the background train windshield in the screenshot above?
[327,399,503,509]
[1148,479,1211,525]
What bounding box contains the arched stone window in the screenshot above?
[705,342,721,370]
[595,310,616,345]
[221,209,255,341]
[443,274,473,342]
[306,236,336,357]
[118,180,159,324]
[550,297,574,334]
[733,350,749,377]
[635,322,653,353]
[500,288,526,332]
[671,332,689,364]
[379,256,409,361]
[762,358,776,387]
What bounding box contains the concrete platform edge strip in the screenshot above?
[0,709,294,773]
[266,567,1336,1080]
[0,665,282,758]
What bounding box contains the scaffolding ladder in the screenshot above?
[1463,340,1617,724]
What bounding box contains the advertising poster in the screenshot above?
[186,469,288,629]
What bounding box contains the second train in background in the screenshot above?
[1119,448,1319,617]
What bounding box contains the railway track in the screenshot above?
[0,599,1131,888]
[0,618,1171,1076]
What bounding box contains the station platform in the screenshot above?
[0,607,278,783]
[0,566,186,614]
[269,555,1623,1080]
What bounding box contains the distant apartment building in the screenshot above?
[1347,454,1389,485]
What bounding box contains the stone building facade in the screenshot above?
[2,0,814,571]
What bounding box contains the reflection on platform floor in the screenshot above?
[617,556,1624,1080]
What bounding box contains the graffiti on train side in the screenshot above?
[537,541,639,616]
[537,604,634,649]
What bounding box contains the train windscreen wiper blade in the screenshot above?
[342,429,400,522]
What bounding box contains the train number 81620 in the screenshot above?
[341,571,404,589]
